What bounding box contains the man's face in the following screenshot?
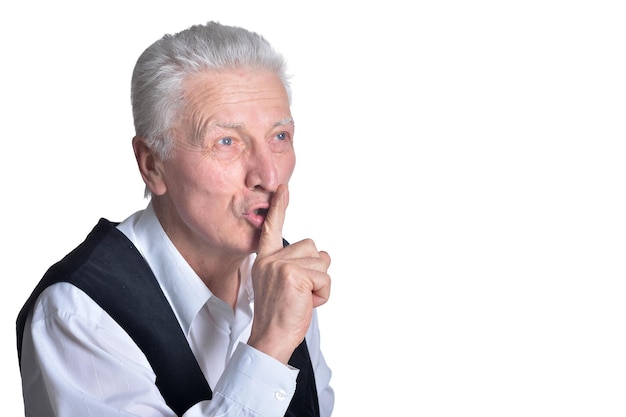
[152,69,296,259]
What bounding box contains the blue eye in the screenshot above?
[218,137,233,146]
[276,132,287,141]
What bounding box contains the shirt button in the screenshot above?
[275,389,286,401]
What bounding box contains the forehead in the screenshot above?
[181,69,290,119]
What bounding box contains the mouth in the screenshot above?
[244,205,270,229]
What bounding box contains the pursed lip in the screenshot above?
[242,202,270,229]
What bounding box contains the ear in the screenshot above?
[132,136,167,196]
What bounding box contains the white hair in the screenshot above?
[131,21,292,160]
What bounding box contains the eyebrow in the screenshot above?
[274,117,294,127]
[211,117,293,129]
[192,117,294,144]
[211,121,243,129]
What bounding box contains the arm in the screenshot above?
[21,283,298,417]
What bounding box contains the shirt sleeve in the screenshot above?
[185,343,299,417]
[20,283,304,417]
[187,313,335,417]
[22,282,177,416]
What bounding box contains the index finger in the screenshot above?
[257,184,289,257]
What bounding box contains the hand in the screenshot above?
[248,184,331,364]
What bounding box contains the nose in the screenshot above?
[245,145,279,191]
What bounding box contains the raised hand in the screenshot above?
[248,184,331,364]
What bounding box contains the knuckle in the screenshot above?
[301,238,317,251]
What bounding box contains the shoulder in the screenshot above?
[29,282,112,328]
[27,282,151,368]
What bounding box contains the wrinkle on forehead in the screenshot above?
[177,70,291,145]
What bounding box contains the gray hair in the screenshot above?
[131,21,291,160]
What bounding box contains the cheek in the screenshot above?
[281,152,297,182]
[211,169,239,190]
[204,160,251,193]
[164,160,224,196]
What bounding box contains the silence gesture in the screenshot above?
[249,184,332,363]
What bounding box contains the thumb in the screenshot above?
[257,184,289,257]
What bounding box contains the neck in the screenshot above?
[202,265,242,309]
[182,249,245,309]
[152,200,247,309]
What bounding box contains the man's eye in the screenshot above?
[218,137,233,146]
[275,132,287,141]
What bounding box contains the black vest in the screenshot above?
[16,219,320,417]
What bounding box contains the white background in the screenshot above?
[2,1,625,415]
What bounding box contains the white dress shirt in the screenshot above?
[20,203,334,417]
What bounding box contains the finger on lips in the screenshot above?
[258,184,289,257]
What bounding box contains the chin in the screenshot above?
[233,230,261,255]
